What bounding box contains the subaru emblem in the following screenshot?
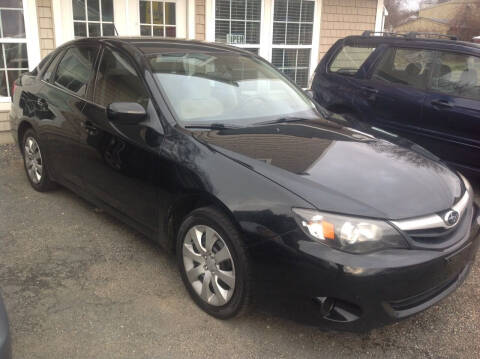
[444,210,460,226]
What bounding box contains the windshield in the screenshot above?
[149,52,319,126]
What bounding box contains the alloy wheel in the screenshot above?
[182,225,236,306]
[24,136,43,184]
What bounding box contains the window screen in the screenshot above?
[372,48,435,90]
[329,46,375,76]
[94,48,149,108]
[54,46,98,97]
[215,0,261,51]
[431,52,480,101]
[271,0,314,88]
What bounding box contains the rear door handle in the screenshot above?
[361,86,379,94]
[82,120,99,135]
[431,99,453,110]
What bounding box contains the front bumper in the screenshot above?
[0,293,11,359]
[251,205,480,331]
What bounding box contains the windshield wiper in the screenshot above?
[252,116,310,126]
[184,123,241,130]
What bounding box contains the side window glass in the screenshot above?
[94,48,149,108]
[372,48,435,90]
[329,45,376,76]
[54,46,98,97]
[431,52,480,101]
[42,50,63,82]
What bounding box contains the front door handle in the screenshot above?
[431,99,453,110]
[82,120,99,135]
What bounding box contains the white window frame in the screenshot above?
[270,0,318,88]
[210,0,264,53]
[53,0,189,45]
[72,0,116,37]
[138,0,178,37]
[0,0,40,103]
[205,0,320,88]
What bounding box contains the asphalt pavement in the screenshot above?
[1,143,479,359]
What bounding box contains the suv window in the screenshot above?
[431,52,480,101]
[329,45,376,76]
[94,48,149,108]
[372,47,435,89]
[54,46,98,97]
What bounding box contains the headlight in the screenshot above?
[292,208,408,254]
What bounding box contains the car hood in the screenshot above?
[191,119,463,220]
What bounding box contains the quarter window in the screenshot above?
[94,48,149,108]
[0,0,29,98]
[54,46,98,97]
[372,48,435,90]
[431,52,480,101]
[329,45,376,76]
[139,0,176,37]
[42,50,63,82]
[214,0,262,53]
[271,0,315,88]
[72,0,115,37]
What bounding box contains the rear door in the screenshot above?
[40,45,100,187]
[312,39,377,113]
[422,51,480,173]
[357,47,435,135]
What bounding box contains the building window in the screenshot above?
[139,0,176,37]
[0,0,28,98]
[72,0,115,38]
[215,0,261,52]
[271,0,314,87]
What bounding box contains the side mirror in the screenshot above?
[107,102,146,124]
[304,89,314,99]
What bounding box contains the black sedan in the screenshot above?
[10,37,480,331]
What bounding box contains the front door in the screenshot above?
[422,50,480,172]
[80,46,165,233]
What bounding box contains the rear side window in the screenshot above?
[54,46,98,97]
[372,48,435,90]
[94,48,149,108]
[431,52,480,101]
[329,45,376,76]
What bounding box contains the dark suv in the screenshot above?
[311,32,480,177]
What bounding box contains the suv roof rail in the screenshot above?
[361,31,458,41]
[361,31,406,38]
[405,32,457,40]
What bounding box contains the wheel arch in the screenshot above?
[17,120,34,153]
[163,191,241,253]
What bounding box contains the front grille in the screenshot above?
[404,205,472,249]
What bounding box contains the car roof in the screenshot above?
[63,36,255,56]
[342,34,480,53]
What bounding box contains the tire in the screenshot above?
[176,206,252,319]
[22,128,56,192]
